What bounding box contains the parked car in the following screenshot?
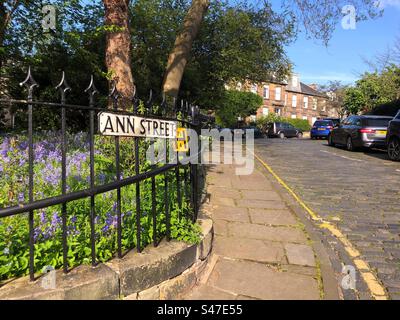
[243,126,263,138]
[328,115,393,151]
[323,118,341,126]
[386,110,400,161]
[310,120,334,139]
[267,122,303,139]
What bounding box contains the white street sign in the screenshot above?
[98,112,177,139]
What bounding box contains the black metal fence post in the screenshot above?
[175,98,182,220]
[164,96,170,242]
[85,76,99,264]
[19,67,38,281]
[109,82,122,258]
[55,71,71,274]
[134,89,143,252]
[0,70,213,281]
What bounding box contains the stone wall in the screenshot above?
[0,218,213,300]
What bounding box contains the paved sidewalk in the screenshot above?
[187,163,324,300]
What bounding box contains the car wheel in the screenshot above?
[279,132,285,139]
[297,132,303,139]
[328,134,335,146]
[388,138,400,161]
[346,136,354,152]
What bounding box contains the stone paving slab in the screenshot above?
[212,206,250,223]
[285,244,316,267]
[228,222,308,243]
[186,284,237,300]
[207,259,320,300]
[214,236,286,263]
[213,219,229,236]
[249,208,298,226]
[241,190,281,201]
[188,163,323,300]
[236,199,287,209]
[208,187,242,199]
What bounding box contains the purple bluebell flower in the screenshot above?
[39,210,46,224]
[18,193,24,203]
[98,173,106,184]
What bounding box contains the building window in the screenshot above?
[274,108,281,116]
[275,87,281,101]
[251,84,258,94]
[292,95,297,108]
[263,85,269,99]
[313,98,317,110]
[303,96,308,109]
[291,114,296,119]
[262,107,269,116]
[302,116,308,121]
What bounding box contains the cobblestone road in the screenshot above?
[255,137,400,299]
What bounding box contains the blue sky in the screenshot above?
[286,2,400,86]
[237,0,400,86]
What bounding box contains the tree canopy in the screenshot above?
[343,65,400,115]
[215,90,263,127]
[0,0,384,125]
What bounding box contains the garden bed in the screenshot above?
[0,131,201,282]
[0,218,213,300]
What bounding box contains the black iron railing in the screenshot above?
[0,68,206,281]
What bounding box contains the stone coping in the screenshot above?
[0,218,213,300]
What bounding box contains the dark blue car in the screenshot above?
[310,120,334,139]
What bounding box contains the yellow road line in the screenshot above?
[252,151,388,300]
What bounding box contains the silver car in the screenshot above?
[328,115,393,151]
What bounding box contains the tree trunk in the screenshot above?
[103,0,134,108]
[162,0,210,98]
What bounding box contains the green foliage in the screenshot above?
[343,65,400,115]
[343,87,366,115]
[285,118,311,132]
[256,115,311,132]
[1,0,294,115]
[0,133,201,281]
[216,90,262,127]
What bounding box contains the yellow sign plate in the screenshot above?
[175,128,189,152]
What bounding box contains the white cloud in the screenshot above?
[374,0,400,10]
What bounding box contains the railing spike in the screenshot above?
[109,80,120,100]
[19,67,39,94]
[55,71,71,94]
[160,92,166,110]
[146,89,153,106]
[84,75,98,96]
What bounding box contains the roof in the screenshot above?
[286,82,328,98]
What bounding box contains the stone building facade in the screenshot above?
[243,74,337,125]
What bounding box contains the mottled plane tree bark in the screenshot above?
[103,0,134,108]
[162,0,210,98]
[160,0,380,98]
